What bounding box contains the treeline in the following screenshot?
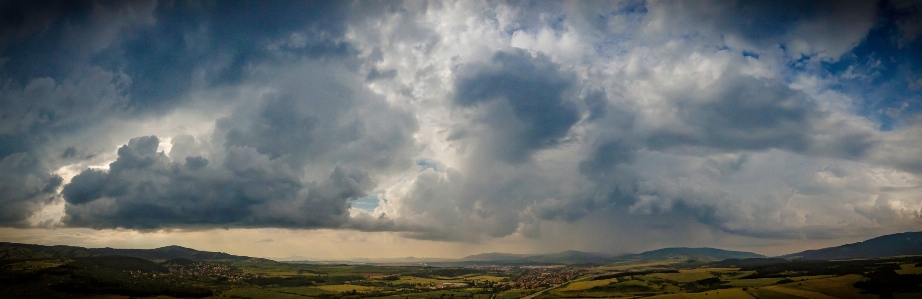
[736,258,922,279]
[592,269,679,280]
[408,267,481,278]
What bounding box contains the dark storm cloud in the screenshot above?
[62,136,376,229]
[2,0,921,250]
[453,49,579,163]
[214,61,419,172]
[649,0,876,60]
[60,57,418,230]
[0,65,131,224]
[106,1,355,115]
[0,67,131,136]
[0,0,156,81]
[584,90,609,121]
[366,67,397,82]
[61,146,77,158]
[0,1,371,229]
[645,77,815,152]
[0,152,60,226]
[0,1,148,222]
[0,0,353,116]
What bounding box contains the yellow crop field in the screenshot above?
[773,274,870,299]
[558,278,619,291]
[897,263,922,274]
[496,289,531,299]
[396,276,461,285]
[762,286,839,299]
[316,284,379,292]
[646,288,756,299]
[725,277,786,287]
[222,287,309,299]
[609,279,658,290]
[725,275,833,288]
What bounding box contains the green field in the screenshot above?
[2,249,921,299]
[316,284,380,292]
[557,277,618,291]
[644,270,716,283]
[647,288,756,299]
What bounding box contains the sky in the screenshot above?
[1,0,922,260]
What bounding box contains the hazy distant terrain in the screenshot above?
[0,243,275,265]
[3,231,922,298]
[782,231,922,260]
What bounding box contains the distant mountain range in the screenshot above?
[620,247,765,261]
[455,247,763,265]
[3,231,921,266]
[459,250,614,265]
[782,231,922,260]
[0,242,276,265]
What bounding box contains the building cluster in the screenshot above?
[433,282,469,289]
[123,262,262,283]
[499,268,584,289]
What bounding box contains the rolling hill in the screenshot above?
[5,230,920,267]
[0,242,277,264]
[782,231,922,260]
[457,250,616,265]
[622,247,766,261]
[456,247,764,265]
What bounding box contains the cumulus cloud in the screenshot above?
[62,136,375,229]
[453,49,579,164]
[0,153,61,226]
[2,0,922,253]
[643,0,877,61]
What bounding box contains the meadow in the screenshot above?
[3,251,922,298]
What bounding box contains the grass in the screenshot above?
[645,288,756,299]
[606,279,659,292]
[596,261,678,271]
[896,263,922,275]
[462,274,508,282]
[557,277,619,291]
[645,270,716,283]
[4,259,68,272]
[718,270,757,280]
[496,289,532,299]
[273,286,337,296]
[772,274,869,299]
[366,289,487,299]
[725,278,787,287]
[746,288,807,299]
[396,275,461,285]
[683,268,740,273]
[724,275,834,288]
[894,292,922,299]
[316,284,379,292]
[761,286,839,299]
[220,287,309,299]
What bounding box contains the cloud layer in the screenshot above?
[2,0,922,251]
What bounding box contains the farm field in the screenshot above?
[3,241,922,299]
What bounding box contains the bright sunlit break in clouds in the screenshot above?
[1,0,922,260]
